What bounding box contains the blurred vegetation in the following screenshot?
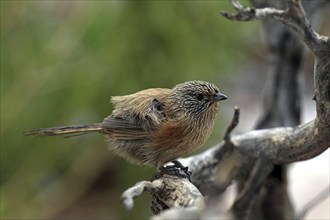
[1,1,257,219]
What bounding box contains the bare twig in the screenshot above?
[121,174,204,214]
[122,181,155,210]
[224,106,240,142]
[221,0,329,54]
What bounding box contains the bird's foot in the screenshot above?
[151,160,192,182]
[171,160,191,176]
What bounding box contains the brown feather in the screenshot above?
[25,81,227,168]
[24,124,102,137]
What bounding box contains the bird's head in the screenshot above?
[170,80,227,118]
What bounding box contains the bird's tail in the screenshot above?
[24,123,103,138]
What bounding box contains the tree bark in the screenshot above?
[121,1,330,218]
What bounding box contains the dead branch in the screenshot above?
[220,0,329,54]
[121,0,329,218]
[121,174,204,214]
[224,106,240,142]
[185,0,329,184]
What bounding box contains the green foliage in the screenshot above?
[1,1,256,219]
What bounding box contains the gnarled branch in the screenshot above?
[220,0,329,54]
[121,0,329,218]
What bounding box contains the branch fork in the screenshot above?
[121,0,329,218]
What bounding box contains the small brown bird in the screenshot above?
[25,81,227,168]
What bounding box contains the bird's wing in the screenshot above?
[110,88,170,117]
[101,116,150,140]
[101,88,171,140]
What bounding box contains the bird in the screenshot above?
[24,80,227,168]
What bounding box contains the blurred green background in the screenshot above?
[1,1,256,219]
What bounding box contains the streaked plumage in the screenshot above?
[25,81,227,168]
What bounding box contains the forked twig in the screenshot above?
[224,106,240,142]
[220,0,328,54]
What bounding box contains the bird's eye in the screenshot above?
[155,104,163,112]
[151,98,164,112]
[196,94,204,101]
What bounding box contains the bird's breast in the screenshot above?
[150,117,212,157]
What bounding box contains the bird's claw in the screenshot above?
[152,160,192,182]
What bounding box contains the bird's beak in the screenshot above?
[210,92,228,102]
